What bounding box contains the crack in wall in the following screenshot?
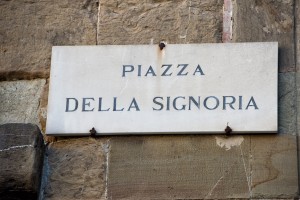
[204,176,224,199]
[102,139,110,200]
[240,145,252,196]
[249,136,253,198]
[96,0,101,45]
[0,144,33,152]
[38,144,49,200]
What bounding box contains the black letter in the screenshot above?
[113,97,124,111]
[82,98,95,112]
[153,97,164,111]
[246,96,259,110]
[161,64,172,76]
[239,96,243,110]
[177,64,188,76]
[204,96,219,110]
[223,96,236,110]
[65,98,78,112]
[193,64,205,75]
[173,96,186,110]
[188,96,200,110]
[98,97,110,111]
[138,65,142,77]
[166,96,171,111]
[122,65,134,77]
[145,66,157,76]
[128,98,140,111]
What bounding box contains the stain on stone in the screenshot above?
[215,136,244,151]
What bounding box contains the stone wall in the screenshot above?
[0,124,44,199]
[0,0,299,199]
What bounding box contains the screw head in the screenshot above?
[159,42,166,50]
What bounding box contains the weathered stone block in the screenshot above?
[250,135,298,198]
[41,138,107,200]
[0,123,44,199]
[0,0,98,81]
[0,79,46,128]
[232,0,295,72]
[108,134,298,199]
[108,135,251,199]
[278,72,297,134]
[98,0,223,45]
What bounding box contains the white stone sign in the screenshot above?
[46,43,278,135]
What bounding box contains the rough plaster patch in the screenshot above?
[215,136,244,150]
[222,0,233,42]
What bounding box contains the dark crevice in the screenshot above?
[0,71,49,81]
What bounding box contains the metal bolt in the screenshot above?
[225,123,232,136]
[159,42,166,50]
[89,127,96,137]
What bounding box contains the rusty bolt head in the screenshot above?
[225,125,232,136]
[89,127,97,137]
[159,42,166,50]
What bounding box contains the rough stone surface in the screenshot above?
[108,135,251,199]
[38,79,56,142]
[297,0,300,73]
[250,135,298,198]
[39,79,49,134]
[278,72,297,135]
[296,0,300,131]
[107,135,298,199]
[0,79,46,128]
[41,138,107,200]
[296,1,300,198]
[0,123,44,200]
[232,0,295,72]
[98,0,223,45]
[0,0,98,81]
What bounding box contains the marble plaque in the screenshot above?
[46,43,278,135]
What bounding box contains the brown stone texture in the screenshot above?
[107,135,298,199]
[0,79,46,127]
[250,135,298,198]
[232,0,295,72]
[108,135,251,199]
[98,0,223,45]
[0,123,44,200]
[41,137,107,200]
[0,0,98,81]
